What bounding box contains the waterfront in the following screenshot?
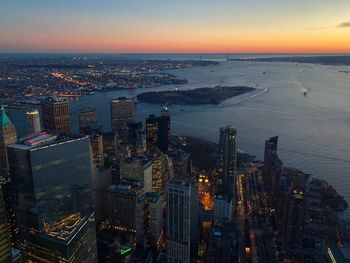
[8,55,350,216]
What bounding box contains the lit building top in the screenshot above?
[9,132,85,151]
[0,105,12,127]
[42,213,88,243]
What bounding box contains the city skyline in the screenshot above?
[1,0,350,53]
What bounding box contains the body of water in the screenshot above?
[8,54,350,216]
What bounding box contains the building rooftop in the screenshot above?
[41,95,68,103]
[9,131,85,151]
[0,105,13,127]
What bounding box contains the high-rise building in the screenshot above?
[217,126,237,197]
[146,109,170,153]
[7,132,97,262]
[286,186,305,249]
[263,136,283,196]
[26,108,41,134]
[166,180,199,263]
[0,178,19,247]
[41,96,71,134]
[110,97,133,132]
[81,126,104,168]
[0,105,17,176]
[79,107,98,133]
[107,180,142,232]
[0,179,12,263]
[135,192,163,249]
[147,150,167,194]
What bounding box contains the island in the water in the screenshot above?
[137,85,255,105]
[229,55,350,66]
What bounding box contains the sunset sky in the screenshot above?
[1,0,350,53]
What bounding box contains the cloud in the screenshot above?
[338,22,350,28]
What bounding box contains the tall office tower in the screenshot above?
[7,133,97,262]
[166,180,199,263]
[41,96,71,134]
[26,108,41,134]
[135,192,162,249]
[147,150,167,194]
[79,107,98,133]
[263,136,283,196]
[107,180,142,232]
[82,126,104,168]
[128,122,146,154]
[0,178,19,247]
[217,126,237,197]
[286,186,305,249]
[146,111,170,153]
[0,106,17,176]
[0,179,12,263]
[110,97,133,132]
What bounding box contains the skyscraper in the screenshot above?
[0,179,12,263]
[110,97,133,132]
[107,180,142,232]
[146,106,170,153]
[263,136,283,196]
[166,180,199,263]
[7,132,97,262]
[41,96,71,134]
[135,192,162,249]
[26,108,41,134]
[79,107,98,133]
[0,105,17,176]
[217,126,237,196]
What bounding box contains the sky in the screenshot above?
[1,0,350,53]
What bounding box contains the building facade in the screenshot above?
[110,97,133,132]
[79,107,98,133]
[41,96,71,134]
[7,133,97,262]
[218,126,237,197]
[166,180,199,263]
[26,108,41,134]
[0,106,17,176]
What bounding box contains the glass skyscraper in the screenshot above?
[7,132,97,262]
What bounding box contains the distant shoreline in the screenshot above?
[229,55,350,66]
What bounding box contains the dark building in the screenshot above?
[79,107,98,133]
[146,107,170,153]
[0,179,12,263]
[0,105,17,176]
[41,96,71,134]
[217,126,236,197]
[0,178,19,247]
[7,132,97,262]
[110,97,133,132]
[285,186,305,249]
[206,222,238,263]
[263,136,283,196]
